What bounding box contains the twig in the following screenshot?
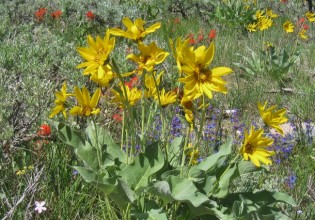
[2,166,44,220]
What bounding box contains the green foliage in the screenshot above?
[234,45,300,89]
[264,45,300,88]
[205,0,256,27]
[55,122,296,219]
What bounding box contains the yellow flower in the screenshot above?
[111,85,142,108]
[264,41,273,49]
[109,17,161,41]
[298,29,309,40]
[177,41,233,100]
[258,102,288,136]
[186,143,199,165]
[154,88,177,107]
[305,11,315,22]
[127,42,169,75]
[239,126,274,167]
[254,10,265,19]
[145,71,163,97]
[244,5,250,10]
[69,87,101,117]
[283,21,294,33]
[76,30,115,75]
[257,17,273,31]
[184,108,194,126]
[266,9,278,18]
[16,169,26,175]
[89,65,115,87]
[173,38,191,73]
[49,82,73,118]
[247,23,257,32]
[180,94,194,127]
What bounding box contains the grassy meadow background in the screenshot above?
[0,0,315,219]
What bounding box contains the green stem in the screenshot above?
[196,94,206,147]
[92,118,102,169]
[121,110,125,150]
[125,128,130,164]
[141,98,145,151]
[152,72,168,159]
[123,203,131,220]
[209,154,240,197]
[180,126,191,177]
[110,59,137,162]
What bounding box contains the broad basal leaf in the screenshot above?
[195,138,232,174]
[119,141,164,191]
[86,121,126,163]
[167,176,209,207]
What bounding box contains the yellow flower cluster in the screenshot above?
[306,11,315,22]
[283,21,294,33]
[16,166,34,176]
[239,101,288,167]
[239,126,274,167]
[49,17,176,119]
[172,38,232,127]
[49,82,101,118]
[283,12,315,40]
[246,9,278,32]
[258,101,288,136]
[49,16,293,171]
[76,30,116,87]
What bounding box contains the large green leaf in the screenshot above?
[108,178,137,210]
[132,208,168,220]
[119,141,164,191]
[149,176,209,208]
[211,165,237,198]
[73,167,136,211]
[236,160,260,175]
[187,201,229,220]
[85,121,126,163]
[146,209,168,220]
[249,191,296,206]
[188,167,206,184]
[55,122,99,169]
[168,136,183,167]
[210,161,260,198]
[195,138,232,174]
[73,166,117,194]
[221,190,297,207]
[147,180,173,204]
[55,122,85,149]
[167,176,209,207]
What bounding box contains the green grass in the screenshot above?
[1,0,315,219]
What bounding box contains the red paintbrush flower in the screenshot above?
[35,8,47,21]
[303,24,309,30]
[198,33,204,42]
[51,10,62,19]
[86,11,95,20]
[187,33,195,45]
[113,113,123,122]
[124,76,139,89]
[297,17,305,27]
[37,124,51,136]
[208,29,216,40]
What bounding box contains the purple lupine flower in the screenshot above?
[286,173,297,188]
[170,115,182,137]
